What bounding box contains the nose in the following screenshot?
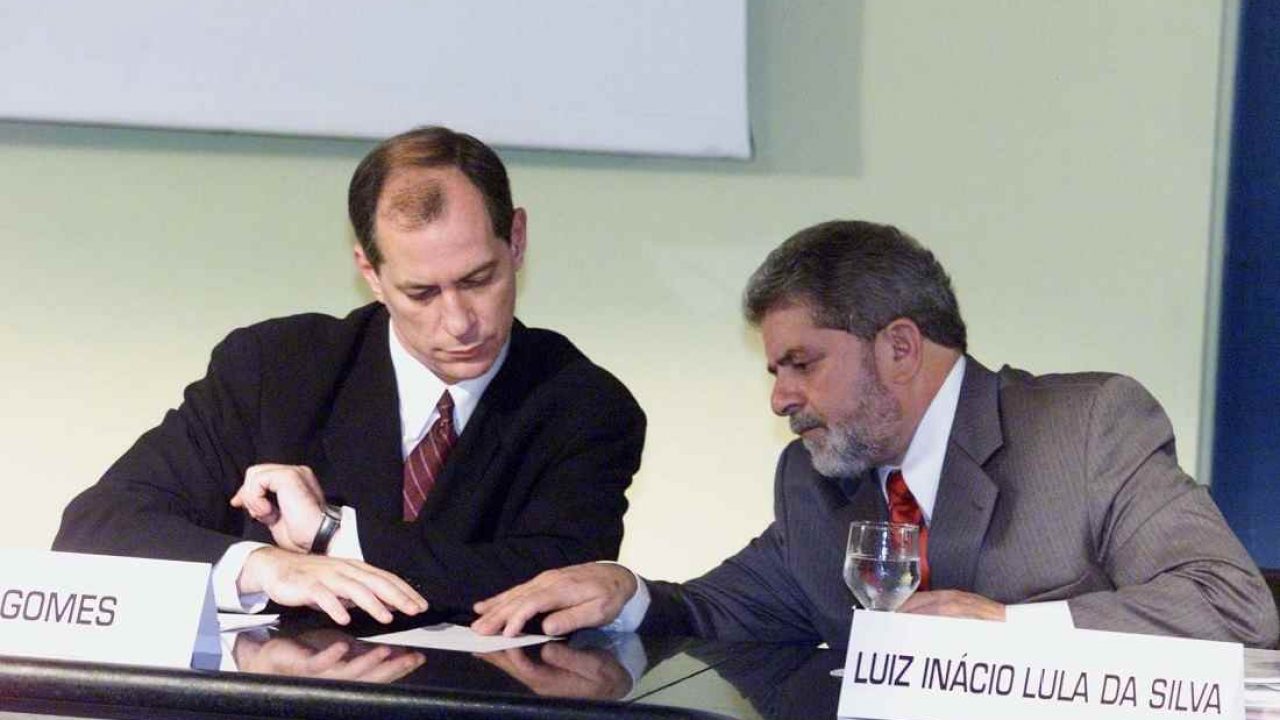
[440,290,477,341]
[771,376,801,417]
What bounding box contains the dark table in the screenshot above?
[0,610,841,720]
[1,613,1274,720]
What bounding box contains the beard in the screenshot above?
[789,354,901,478]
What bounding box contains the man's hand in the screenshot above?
[477,643,631,700]
[233,629,425,683]
[230,464,327,552]
[471,563,637,637]
[239,546,428,625]
[898,590,1006,621]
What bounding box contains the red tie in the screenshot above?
[886,470,930,590]
[403,391,457,522]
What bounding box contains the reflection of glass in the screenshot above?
[843,521,920,611]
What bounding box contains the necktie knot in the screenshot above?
[886,470,923,526]
[434,390,456,435]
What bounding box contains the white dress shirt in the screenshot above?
[611,355,1071,632]
[213,318,509,612]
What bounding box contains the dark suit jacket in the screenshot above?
[641,358,1278,648]
[53,303,646,612]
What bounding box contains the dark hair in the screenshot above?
[348,126,514,267]
[744,220,967,351]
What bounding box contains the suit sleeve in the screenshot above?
[638,447,823,643]
[1065,375,1279,647]
[52,329,261,562]
[359,371,646,613]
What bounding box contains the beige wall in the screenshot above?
[0,1,1225,582]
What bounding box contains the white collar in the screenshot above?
[875,355,966,525]
[387,317,510,459]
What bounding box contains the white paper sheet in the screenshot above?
[362,623,555,653]
[217,613,279,632]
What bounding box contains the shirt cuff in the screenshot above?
[326,506,363,561]
[598,564,650,633]
[212,541,270,613]
[1005,600,1075,630]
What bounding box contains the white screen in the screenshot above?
[0,0,749,158]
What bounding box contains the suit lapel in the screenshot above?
[320,310,405,526]
[929,357,1003,591]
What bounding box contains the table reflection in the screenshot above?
[224,621,647,704]
[476,632,638,700]
[231,628,425,683]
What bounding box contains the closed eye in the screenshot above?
[459,269,495,289]
[409,286,440,302]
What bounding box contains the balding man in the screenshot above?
[55,127,645,626]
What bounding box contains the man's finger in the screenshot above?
[500,599,549,637]
[230,475,277,519]
[330,561,432,621]
[324,571,395,624]
[342,562,428,615]
[542,602,607,636]
[473,589,555,636]
[474,569,563,615]
[310,587,353,626]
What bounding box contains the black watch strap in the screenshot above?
[310,504,342,554]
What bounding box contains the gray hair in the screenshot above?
[744,220,967,351]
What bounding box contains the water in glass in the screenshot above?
[843,521,921,611]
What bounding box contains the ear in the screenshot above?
[353,244,386,303]
[874,318,924,385]
[508,208,528,271]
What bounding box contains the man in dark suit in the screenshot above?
[54,126,646,625]
[472,220,1278,649]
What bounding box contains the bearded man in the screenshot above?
[470,219,1278,649]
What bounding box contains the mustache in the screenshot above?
[789,413,824,435]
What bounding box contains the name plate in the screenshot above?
[0,550,217,669]
[839,611,1243,720]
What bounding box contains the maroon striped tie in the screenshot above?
[887,470,930,590]
[403,391,457,521]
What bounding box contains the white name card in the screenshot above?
[0,550,217,669]
[839,610,1243,720]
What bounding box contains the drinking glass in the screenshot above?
[842,521,921,611]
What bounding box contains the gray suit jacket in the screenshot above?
[642,358,1279,648]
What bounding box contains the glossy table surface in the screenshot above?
[0,612,1277,720]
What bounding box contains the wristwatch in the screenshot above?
[310,504,342,554]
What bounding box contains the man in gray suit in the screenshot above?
[471,220,1279,648]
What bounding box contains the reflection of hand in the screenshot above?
[230,464,326,552]
[477,642,631,700]
[898,590,1006,621]
[233,629,425,683]
[471,563,636,636]
[238,546,429,625]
